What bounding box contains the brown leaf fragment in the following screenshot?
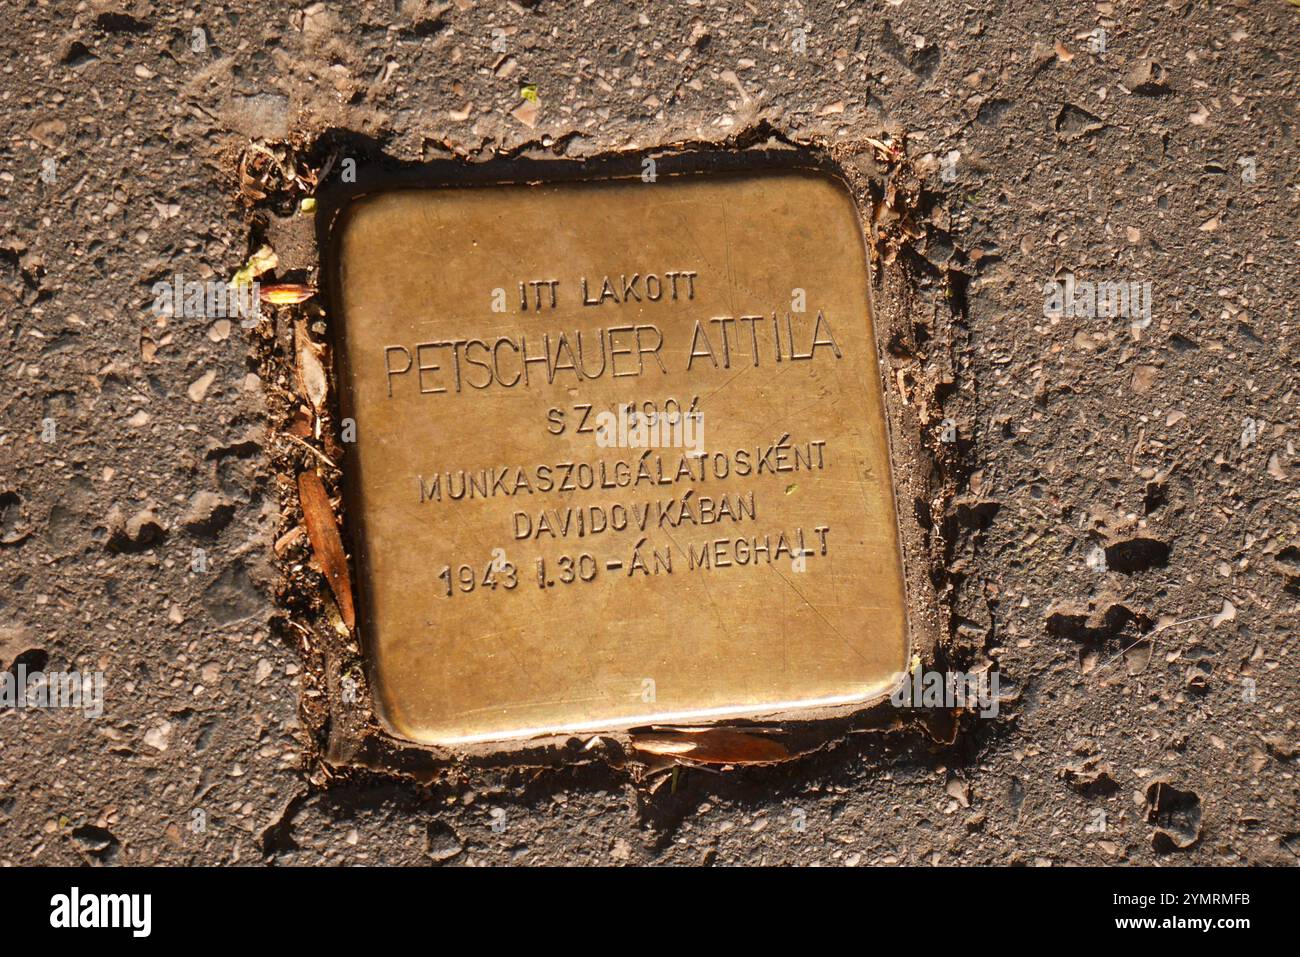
[288,406,314,437]
[274,524,305,558]
[297,470,355,630]
[237,151,268,202]
[630,728,791,766]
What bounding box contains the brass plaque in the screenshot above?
[331,170,908,746]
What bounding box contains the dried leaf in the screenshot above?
[295,319,329,413]
[864,136,901,163]
[261,283,316,305]
[273,524,305,557]
[630,728,791,766]
[297,470,355,630]
[288,406,314,437]
[237,152,268,202]
[232,245,278,288]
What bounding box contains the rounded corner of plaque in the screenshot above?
[367,682,425,745]
[331,190,392,243]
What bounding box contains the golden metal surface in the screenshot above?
[331,170,908,746]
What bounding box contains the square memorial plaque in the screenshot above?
[330,168,909,746]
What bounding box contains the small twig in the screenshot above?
[1092,611,1219,677]
[278,431,338,470]
[285,618,315,654]
[316,149,341,184]
[1159,612,1220,630]
[1092,634,1158,677]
